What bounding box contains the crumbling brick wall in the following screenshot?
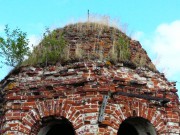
[0,23,179,135]
[0,61,179,135]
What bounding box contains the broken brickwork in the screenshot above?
[0,23,180,135]
[1,62,179,134]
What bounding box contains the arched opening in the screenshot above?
[38,116,75,135]
[117,117,157,135]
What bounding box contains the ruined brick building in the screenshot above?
[0,22,179,135]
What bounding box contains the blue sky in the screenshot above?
[0,0,180,96]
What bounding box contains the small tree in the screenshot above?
[0,25,30,67]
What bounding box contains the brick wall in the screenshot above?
[0,61,179,135]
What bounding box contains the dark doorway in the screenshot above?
[38,116,75,135]
[117,117,157,135]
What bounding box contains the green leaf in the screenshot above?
[0,25,30,67]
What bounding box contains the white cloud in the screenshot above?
[28,35,41,51]
[131,31,144,41]
[135,20,180,95]
[150,20,180,78]
[135,21,180,79]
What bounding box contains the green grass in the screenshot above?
[21,22,156,71]
[22,29,67,66]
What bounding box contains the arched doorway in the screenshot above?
[38,116,75,135]
[117,117,157,135]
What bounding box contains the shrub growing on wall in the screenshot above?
[41,28,66,65]
[109,34,130,63]
[23,28,67,66]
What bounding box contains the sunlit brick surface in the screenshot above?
[0,61,179,134]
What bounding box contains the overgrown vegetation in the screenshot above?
[20,19,155,71]
[65,20,130,62]
[22,22,131,66]
[133,53,147,67]
[0,25,30,67]
[0,14,156,73]
[22,28,67,66]
[108,34,130,63]
[74,43,84,60]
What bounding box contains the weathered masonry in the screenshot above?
[0,23,180,135]
[0,62,179,135]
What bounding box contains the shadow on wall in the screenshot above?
[37,116,75,135]
[117,117,157,135]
